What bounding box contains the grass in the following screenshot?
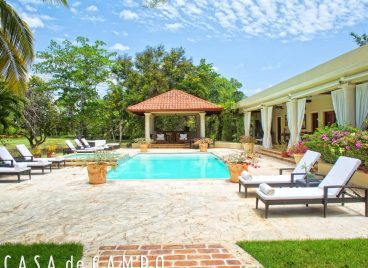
[0,136,72,149]
[237,239,368,268]
[0,243,83,268]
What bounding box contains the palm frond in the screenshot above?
[42,0,68,7]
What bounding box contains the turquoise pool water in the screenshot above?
[107,153,230,180]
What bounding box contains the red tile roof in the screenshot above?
[127,89,223,114]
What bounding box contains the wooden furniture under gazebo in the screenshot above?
[127,89,223,146]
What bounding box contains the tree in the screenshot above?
[0,0,68,94]
[34,37,116,136]
[19,76,59,148]
[351,32,368,46]
[0,80,22,133]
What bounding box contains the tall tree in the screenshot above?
[34,37,116,136]
[0,0,68,94]
[351,32,368,46]
[20,76,59,148]
[0,80,21,132]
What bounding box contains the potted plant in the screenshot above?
[194,138,213,152]
[223,152,259,183]
[46,145,56,158]
[87,151,118,185]
[287,141,308,164]
[31,147,42,158]
[134,138,150,152]
[240,135,256,153]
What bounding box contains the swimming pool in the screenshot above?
[107,153,230,180]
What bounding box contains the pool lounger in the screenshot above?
[255,156,368,218]
[0,147,52,174]
[65,140,96,153]
[239,150,321,197]
[0,167,31,183]
[15,144,65,168]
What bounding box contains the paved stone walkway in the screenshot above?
[0,149,367,267]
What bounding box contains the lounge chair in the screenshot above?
[255,156,367,218]
[65,140,96,153]
[0,166,31,183]
[80,138,109,150]
[0,147,52,174]
[15,144,65,169]
[239,150,321,197]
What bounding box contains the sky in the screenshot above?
[8,0,368,96]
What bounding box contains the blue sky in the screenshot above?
[9,0,368,96]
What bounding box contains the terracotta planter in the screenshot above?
[228,163,248,183]
[88,163,107,185]
[242,143,254,153]
[140,144,149,152]
[293,153,304,164]
[199,143,208,152]
[47,152,55,158]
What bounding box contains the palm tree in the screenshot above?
[0,0,68,94]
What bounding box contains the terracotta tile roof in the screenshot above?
[127,89,223,114]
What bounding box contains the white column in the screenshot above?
[286,100,297,147]
[243,111,251,136]
[150,115,155,134]
[199,112,206,138]
[144,113,151,142]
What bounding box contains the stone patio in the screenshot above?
[0,148,367,267]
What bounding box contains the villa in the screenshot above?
[236,45,368,148]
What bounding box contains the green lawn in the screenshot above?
[0,136,72,149]
[0,243,83,268]
[237,239,368,268]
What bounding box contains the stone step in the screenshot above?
[257,148,295,164]
[150,144,187,149]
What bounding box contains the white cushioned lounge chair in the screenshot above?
[65,140,96,153]
[0,146,52,174]
[15,144,65,169]
[239,150,321,197]
[255,156,367,218]
[80,138,109,150]
[0,166,31,183]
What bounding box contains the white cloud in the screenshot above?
[262,63,281,71]
[110,43,130,51]
[21,13,44,29]
[25,5,37,12]
[128,0,368,41]
[165,22,183,31]
[119,10,139,20]
[81,15,105,22]
[87,5,98,12]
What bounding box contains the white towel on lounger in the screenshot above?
[241,171,253,181]
[259,183,275,195]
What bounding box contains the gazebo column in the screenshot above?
[199,112,206,138]
[150,115,155,134]
[144,113,151,142]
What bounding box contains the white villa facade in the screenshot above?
[236,45,368,149]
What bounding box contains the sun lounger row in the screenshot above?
[0,145,65,183]
[238,151,367,218]
[65,139,112,153]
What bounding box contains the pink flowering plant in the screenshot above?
[287,141,308,155]
[303,125,368,170]
[222,152,260,169]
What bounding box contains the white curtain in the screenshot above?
[261,106,273,149]
[296,98,306,142]
[243,112,251,136]
[286,101,295,147]
[356,83,368,129]
[331,89,346,126]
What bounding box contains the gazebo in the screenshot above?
[127,89,223,143]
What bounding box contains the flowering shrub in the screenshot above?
[287,141,308,155]
[303,125,368,170]
[223,152,260,168]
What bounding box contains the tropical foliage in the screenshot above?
[303,125,368,169]
[0,0,68,94]
[351,32,368,46]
